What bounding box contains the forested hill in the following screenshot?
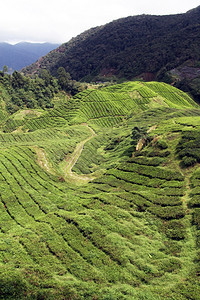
[22,6,200,100]
[0,42,60,72]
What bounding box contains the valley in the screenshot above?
[0,81,200,299]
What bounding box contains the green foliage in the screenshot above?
[0,80,199,299]
[149,205,185,219]
[57,67,71,90]
[0,69,82,116]
[161,219,186,240]
[22,6,200,102]
[0,71,56,112]
[63,81,197,127]
[157,139,168,149]
[176,130,200,167]
[0,269,28,299]
[118,162,184,181]
[129,156,164,166]
[182,156,197,167]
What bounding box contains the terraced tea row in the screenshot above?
[0,81,198,133]
[1,145,182,298]
[0,81,200,299]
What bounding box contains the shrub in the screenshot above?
[192,208,200,229]
[0,271,28,299]
[157,139,168,149]
[188,195,200,208]
[182,156,197,167]
[148,205,185,220]
[157,258,182,273]
[162,219,186,240]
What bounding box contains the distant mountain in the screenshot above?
[22,6,200,101]
[0,42,60,72]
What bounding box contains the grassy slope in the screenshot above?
[1,81,198,133]
[0,82,200,299]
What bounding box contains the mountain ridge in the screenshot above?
[21,6,200,101]
[0,42,60,72]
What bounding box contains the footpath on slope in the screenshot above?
[64,124,97,183]
[34,146,55,175]
[178,172,198,280]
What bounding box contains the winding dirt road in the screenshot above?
[64,124,97,183]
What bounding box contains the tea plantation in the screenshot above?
[0,81,200,299]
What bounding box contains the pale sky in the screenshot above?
[1,0,199,44]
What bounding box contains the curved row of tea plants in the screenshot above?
[0,81,200,299]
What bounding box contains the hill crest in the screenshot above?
[21,6,200,101]
[1,81,198,133]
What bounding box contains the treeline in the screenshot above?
[0,67,82,114]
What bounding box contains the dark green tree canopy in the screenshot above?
[57,67,71,91]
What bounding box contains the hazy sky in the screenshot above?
[1,0,199,44]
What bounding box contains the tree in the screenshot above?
[3,65,8,74]
[39,69,52,86]
[11,71,25,89]
[57,67,71,91]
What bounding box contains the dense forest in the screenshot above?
[22,6,200,101]
[0,68,83,114]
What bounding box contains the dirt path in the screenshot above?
[34,146,55,174]
[179,174,198,280]
[64,124,97,183]
[147,125,157,133]
[135,125,157,152]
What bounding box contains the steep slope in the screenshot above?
[22,6,200,100]
[0,42,60,72]
[0,82,200,299]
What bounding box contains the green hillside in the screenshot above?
[2,81,198,133]
[0,68,83,119]
[22,6,200,101]
[0,81,200,299]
